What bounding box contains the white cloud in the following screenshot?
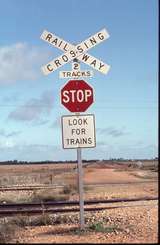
[0,138,16,148]
[2,93,20,102]
[32,119,50,127]
[8,90,54,122]
[97,126,129,137]
[50,116,61,128]
[0,129,21,137]
[0,42,51,84]
[0,143,64,162]
[0,141,157,161]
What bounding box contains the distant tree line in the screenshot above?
[0,159,98,165]
[0,157,157,165]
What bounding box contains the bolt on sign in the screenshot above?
[61,80,94,112]
[61,114,96,149]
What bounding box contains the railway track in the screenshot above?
[0,185,64,191]
[0,180,157,191]
[0,196,157,217]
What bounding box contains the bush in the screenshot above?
[29,214,53,226]
[61,184,92,195]
[10,215,30,227]
[0,223,18,243]
[60,184,78,196]
[62,185,72,195]
[30,190,70,202]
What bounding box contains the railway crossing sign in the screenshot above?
[61,80,94,112]
[61,114,96,149]
[40,27,111,230]
[40,28,110,75]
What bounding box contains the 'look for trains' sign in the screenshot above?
[61,114,96,149]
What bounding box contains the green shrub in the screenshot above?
[89,222,123,233]
[89,222,106,232]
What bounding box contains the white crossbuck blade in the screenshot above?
[40,29,110,75]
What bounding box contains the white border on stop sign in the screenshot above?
[59,79,95,112]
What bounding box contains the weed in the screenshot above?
[89,222,123,233]
[73,228,88,235]
[89,222,106,232]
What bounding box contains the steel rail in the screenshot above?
[0,181,157,191]
[0,203,157,217]
[0,185,64,191]
[85,180,157,186]
[0,196,158,209]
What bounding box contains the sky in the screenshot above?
[0,0,158,161]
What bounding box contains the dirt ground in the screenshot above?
[11,201,158,244]
[0,161,158,243]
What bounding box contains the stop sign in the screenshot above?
[61,80,94,112]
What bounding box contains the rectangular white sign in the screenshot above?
[61,114,96,149]
[59,70,93,79]
[41,29,110,75]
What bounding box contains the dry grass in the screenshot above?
[0,185,78,204]
[129,171,158,179]
[0,191,34,204]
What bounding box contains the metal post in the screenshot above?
[77,147,85,229]
[72,58,85,230]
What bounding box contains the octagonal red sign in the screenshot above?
[61,80,94,112]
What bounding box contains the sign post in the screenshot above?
[72,60,84,229]
[77,145,85,229]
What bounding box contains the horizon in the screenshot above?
[0,157,158,164]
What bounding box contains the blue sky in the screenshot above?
[0,0,158,161]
